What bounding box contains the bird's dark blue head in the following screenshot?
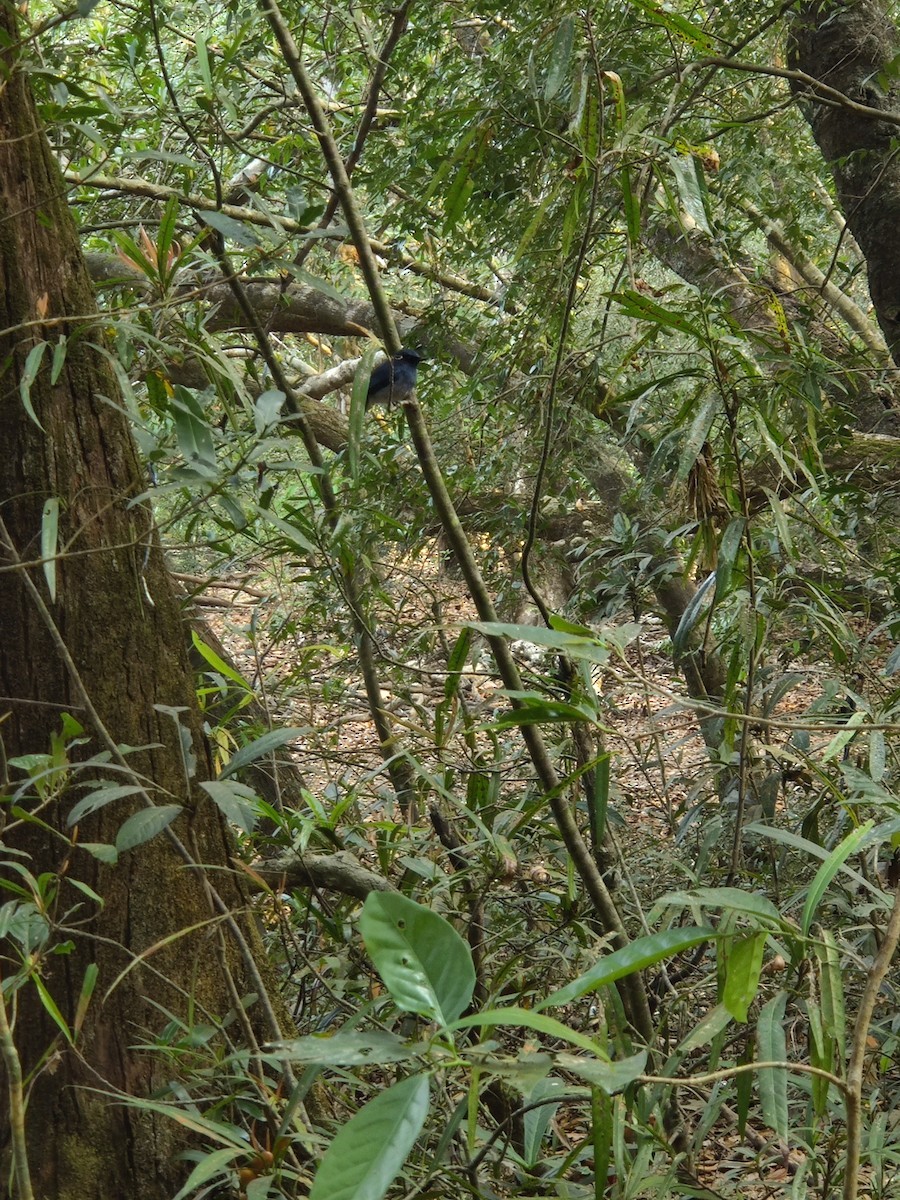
[366,347,423,409]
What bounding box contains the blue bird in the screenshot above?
[366,347,423,409]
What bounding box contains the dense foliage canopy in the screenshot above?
[5,1,900,1198]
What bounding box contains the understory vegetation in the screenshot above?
[6,2,900,1198]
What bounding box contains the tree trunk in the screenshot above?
[0,8,279,1197]
[789,0,900,362]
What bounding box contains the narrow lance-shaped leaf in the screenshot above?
[41,497,59,602]
[536,926,717,1011]
[801,820,874,937]
[757,990,788,1143]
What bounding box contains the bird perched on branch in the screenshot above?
[366,347,423,409]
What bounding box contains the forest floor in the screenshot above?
[188,545,870,1200]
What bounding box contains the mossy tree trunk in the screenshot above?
[0,7,277,1197]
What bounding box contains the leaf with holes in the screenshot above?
[360,892,474,1026]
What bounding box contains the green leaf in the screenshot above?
[670,153,711,234]
[723,932,766,1023]
[555,1050,648,1096]
[672,572,716,654]
[115,804,182,853]
[191,631,253,691]
[815,929,846,1060]
[278,1030,417,1066]
[714,518,745,605]
[199,780,259,834]
[628,0,714,50]
[171,385,216,469]
[801,820,873,937]
[611,290,702,338]
[33,973,73,1043]
[201,209,260,247]
[869,729,886,782]
[821,709,865,762]
[360,892,475,1026]
[195,32,212,93]
[677,396,718,481]
[50,336,68,385]
[757,991,788,1143]
[658,886,786,928]
[67,784,145,826]
[309,1074,429,1200]
[219,727,309,780]
[453,1006,601,1056]
[544,15,575,101]
[20,341,47,431]
[349,346,379,480]
[537,926,716,1011]
[253,389,285,435]
[172,1148,245,1200]
[41,498,59,602]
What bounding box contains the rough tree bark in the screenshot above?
[789,0,900,362]
[0,8,283,1197]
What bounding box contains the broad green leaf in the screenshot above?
[745,823,875,898]
[555,1050,648,1096]
[253,389,286,435]
[670,152,711,234]
[723,932,766,1022]
[199,780,259,834]
[41,498,59,602]
[522,1078,564,1167]
[757,991,788,1143]
[219,727,309,780]
[360,892,475,1026]
[309,1073,429,1200]
[258,510,316,553]
[115,804,183,853]
[763,487,794,556]
[620,167,640,246]
[467,620,638,662]
[202,210,260,247]
[801,820,873,937]
[278,1030,417,1066]
[171,386,216,469]
[806,1002,832,1116]
[67,784,145,826]
[537,926,716,1011]
[544,15,575,101]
